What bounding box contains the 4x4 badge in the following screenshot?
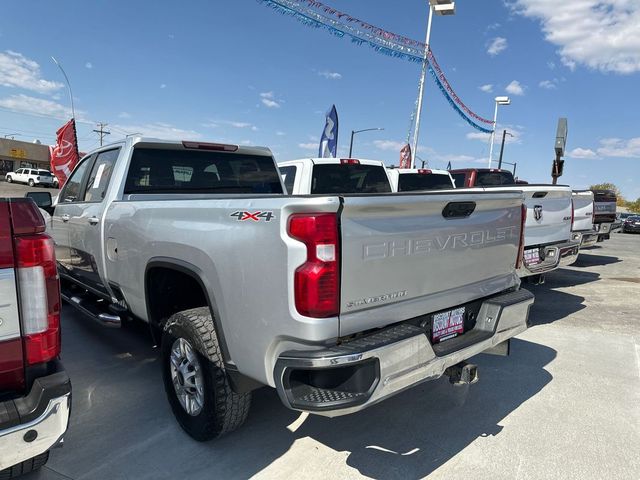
[533,205,543,221]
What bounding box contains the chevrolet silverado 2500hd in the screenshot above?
[45,138,533,440]
[0,198,70,477]
[571,191,598,248]
[450,168,580,282]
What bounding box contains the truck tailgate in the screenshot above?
[339,191,523,335]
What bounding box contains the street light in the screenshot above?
[488,96,510,168]
[348,127,384,158]
[411,0,456,168]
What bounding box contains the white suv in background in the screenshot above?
[5,168,57,187]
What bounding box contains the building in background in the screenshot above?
[0,138,51,176]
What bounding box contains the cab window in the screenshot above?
[84,149,121,202]
[60,156,93,203]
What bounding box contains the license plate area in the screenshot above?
[432,307,465,343]
[524,248,541,266]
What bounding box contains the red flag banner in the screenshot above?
[49,119,79,187]
[399,143,412,169]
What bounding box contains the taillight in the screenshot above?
[9,200,60,366]
[340,159,360,165]
[515,204,527,269]
[417,169,432,174]
[288,213,339,318]
[0,203,13,268]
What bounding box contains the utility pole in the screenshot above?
[93,122,111,146]
[497,130,513,170]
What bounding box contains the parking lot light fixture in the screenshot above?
[488,96,511,168]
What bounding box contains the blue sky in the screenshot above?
[0,0,638,199]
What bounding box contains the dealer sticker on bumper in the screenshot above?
[432,307,465,343]
[524,248,541,266]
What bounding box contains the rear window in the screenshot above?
[37,170,53,176]
[475,171,515,186]
[124,148,283,194]
[451,172,466,187]
[310,164,391,194]
[279,165,296,194]
[398,173,453,192]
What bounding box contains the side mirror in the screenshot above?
[25,191,53,215]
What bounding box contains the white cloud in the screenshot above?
[0,93,76,119]
[318,71,342,80]
[466,132,492,143]
[118,112,131,119]
[505,80,525,96]
[511,1,640,74]
[373,140,406,151]
[298,142,317,150]
[113,122,202,140]
[85,62,93,69]
[568,147,598,159]
[596,137,640,158]
[487,37,508,56]
[538,80,557,89]
[479,84,493,93]
[160,84,167,89]
[0,50,63,93]
[276,131,286,136]
[260,91,281,108]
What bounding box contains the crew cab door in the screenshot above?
[14,169,25,183]
[51,155,94,272]
[64,148,120,295]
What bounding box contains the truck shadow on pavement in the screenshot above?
[45,307,556,480]
[571,253,621,268]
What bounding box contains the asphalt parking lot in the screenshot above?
[0,181,59,198]
[20,231,640,479]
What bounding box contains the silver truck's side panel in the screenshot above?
[339,192,523,335]
[104,196,342,385]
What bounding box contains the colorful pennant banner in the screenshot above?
[259,0,494,133]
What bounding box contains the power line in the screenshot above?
[92,122,111,146]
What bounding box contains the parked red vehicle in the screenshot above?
[0,198,70,478]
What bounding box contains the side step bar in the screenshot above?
[60,290,121,328]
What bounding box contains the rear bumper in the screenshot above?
[517,239,580,277]
[594,222,612,235]
[274,289,534,416]
[580,231,599,248]
[0,364,71,471]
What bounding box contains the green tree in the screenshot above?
[589,183,626,206]
[627,198,640,213]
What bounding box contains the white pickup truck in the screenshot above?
[387,167,455,192]
[37,139,534,441]
[450,168,580,283]
[571,191,598,248]
[277,158,392,194]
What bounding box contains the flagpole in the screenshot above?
[51,56,75,120]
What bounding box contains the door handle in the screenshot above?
[88,217,99,225]
[61,214,70,223]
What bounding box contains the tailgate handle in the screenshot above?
[532,191,548,198]
[442,201,476,219]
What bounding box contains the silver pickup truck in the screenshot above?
[42,137,534,441]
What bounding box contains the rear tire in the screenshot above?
[0,451,49,479]
[28,179,35,187]
[161,307,251,441]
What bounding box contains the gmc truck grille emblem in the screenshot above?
[533,205,543,221]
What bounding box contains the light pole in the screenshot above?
[488,96,510,168]
[411,0,456,168]
[497,130,514,169]
[51,56,75,119]
[348,127,384,158]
